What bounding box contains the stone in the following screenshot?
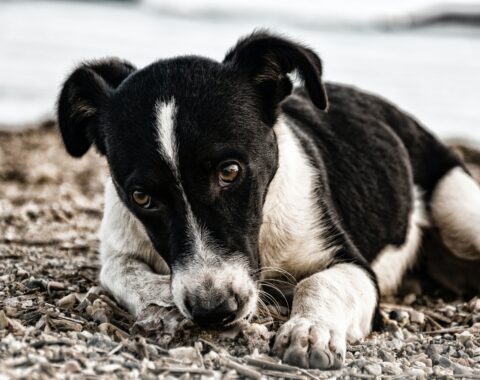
[403,293,417,305]
[438,356,453,368]
[469,297,480,312]
[168,347,199,365]
[64,360,81,373]
[382,362,403,375]
[0,311,9,330]
[456,330,473,345]
[409,310,425,324]
[389,310,409,323]
[379,349,395,362]
[365,363,382,376]
[409,367,426,379]
[453,363,472,376]
[427,344,444,356]
[56,293,77,309]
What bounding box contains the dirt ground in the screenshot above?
[0,123,479,379]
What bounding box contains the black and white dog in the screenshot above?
[57,31,480,369]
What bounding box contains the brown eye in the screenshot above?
[132,190,151,208]
[218,162,240,186]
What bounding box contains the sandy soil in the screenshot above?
[0,123,479,379]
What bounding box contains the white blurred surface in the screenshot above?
[0,0,479,139]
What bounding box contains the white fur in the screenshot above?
[293,263,377,341]
[99,179,172,316]
[431,167,480,260]
[154,98,215,261]
[259,117,338,280]
[171,257,258,324]
[274,263,378,368]
[155,99,178,169]
[372,187,429,295]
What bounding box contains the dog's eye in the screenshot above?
[218,162,240,186]
[132,190,152,208]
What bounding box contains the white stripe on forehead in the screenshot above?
[155,99,178,169]
[154,98,213,261]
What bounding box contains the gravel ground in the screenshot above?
[1,123,480,379]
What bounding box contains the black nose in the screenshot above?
[188,296,239,327]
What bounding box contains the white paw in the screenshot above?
[132,304,189,335]
[272,316,346,370]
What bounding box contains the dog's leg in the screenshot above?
[99,179,177,330]
[100,254,173,317]
[99,253,182,333]
[272,262,377,370]
[431,166,480,260]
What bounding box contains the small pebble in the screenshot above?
[57,293,77,309]
[456,330,472,345]
[409,310,425,324]
[389,310,409,323]
[438,356,452,368]
[403,293,417,305]
[382,362,403,375]
[64,360,81,373]
[0,311,9,330]
[364,363,382,376]
[453,363,472,376]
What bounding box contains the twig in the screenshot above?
[219,354,264,380]
[144,337,169,354]
[425,315,443,330]
[108,343,124,356]
[201,339,265,379]
[424,326,469,335]
[99,295,134,322]
[54,314,86,325]
[246,358,321,380]
[199,338,228,354]
[423,310,452,324]
[246,357,298,372]
[260,370,308,379]
[154,366,215,376]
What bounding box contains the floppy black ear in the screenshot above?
[57,58,136,157]
[223,31,328,123]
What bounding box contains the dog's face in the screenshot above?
[57,31,327,327]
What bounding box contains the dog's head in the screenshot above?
[57,31,327,327]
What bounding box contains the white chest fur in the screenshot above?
[259,118,338,281]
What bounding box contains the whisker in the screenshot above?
[256,297,272,321]
[258,290,281,316]
[259,283,290,314]
[258,278,295,288]
[252,266,297,285]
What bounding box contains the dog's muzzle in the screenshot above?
[171,258,257,328]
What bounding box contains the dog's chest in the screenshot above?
[258,120,338,281]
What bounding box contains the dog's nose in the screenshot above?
[187,296,239,327]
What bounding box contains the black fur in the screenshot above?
[58,58,136,157]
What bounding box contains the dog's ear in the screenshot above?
[223,31,328,123]
[57,58,136,157]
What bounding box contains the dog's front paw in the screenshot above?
[272,316,346,370]
[132,304,187,335]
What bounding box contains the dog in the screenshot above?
[56,31,480,369]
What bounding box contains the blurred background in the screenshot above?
[0,0,479,139]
